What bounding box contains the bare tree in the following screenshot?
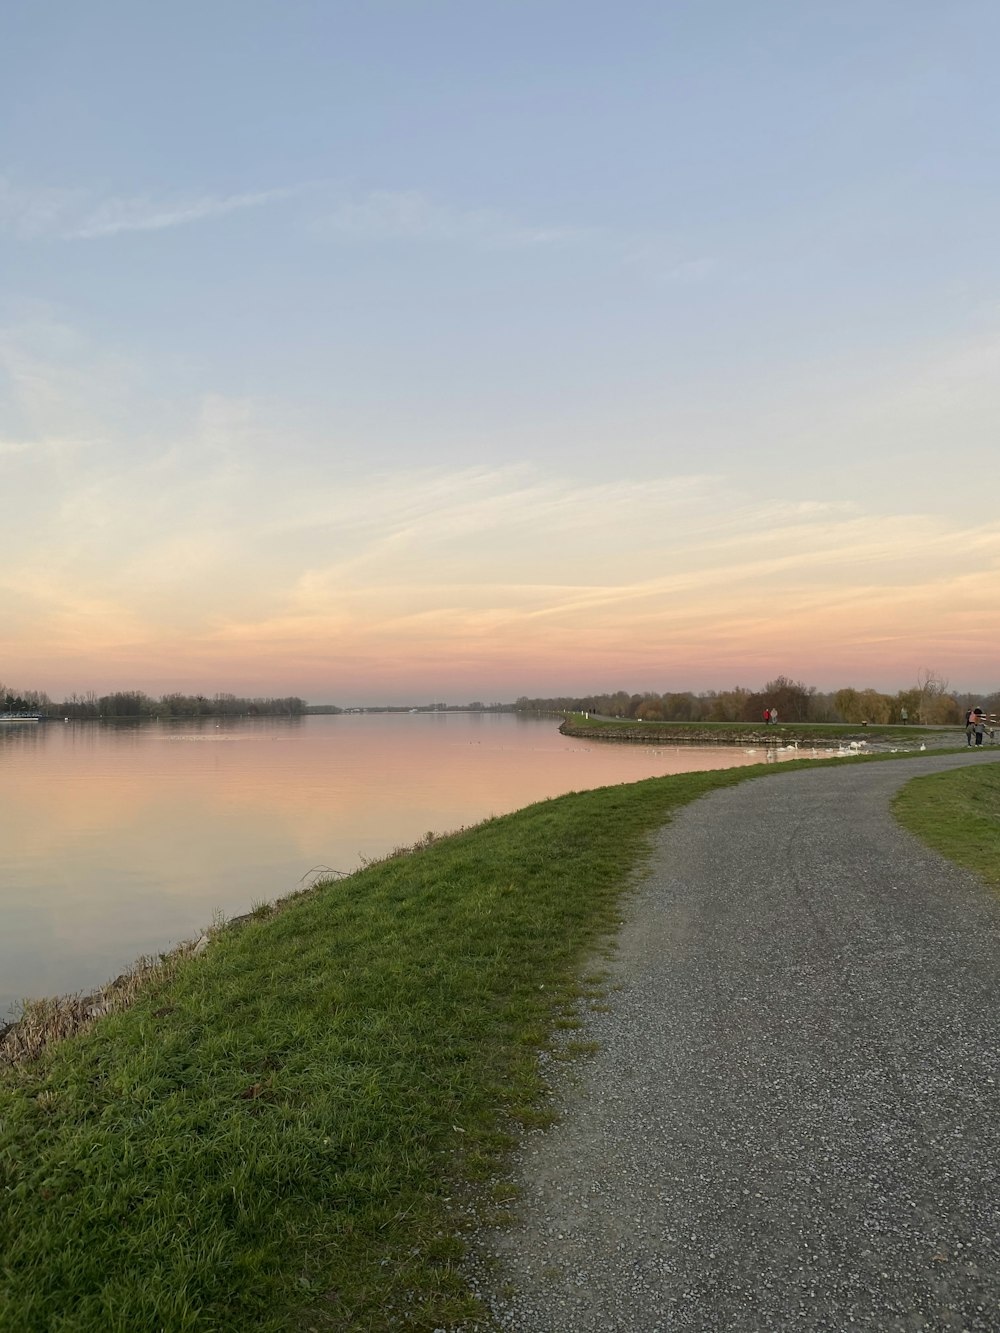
[915,668,949,724]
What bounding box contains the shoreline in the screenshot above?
[558,718,964,752]
[1,725,968,1065]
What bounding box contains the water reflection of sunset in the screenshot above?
[1,715,787,1010]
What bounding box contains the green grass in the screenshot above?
[894,761,1000,893]
[1,766,774,1332]
[2,749,983,1331]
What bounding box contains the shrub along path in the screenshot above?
[467,750,1000,1331]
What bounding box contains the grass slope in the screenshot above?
[1,766,766,1332]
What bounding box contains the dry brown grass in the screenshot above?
[0,939,207,1072]
[0,848,424,1074]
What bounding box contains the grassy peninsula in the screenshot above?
[559,712,941,745]
[2,752,995,1330]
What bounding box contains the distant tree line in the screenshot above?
[517,671,998,726]
[1,683,306,719]
[5,671,995,725]
[304,701,514,714]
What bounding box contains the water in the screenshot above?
[0,712,780,1014]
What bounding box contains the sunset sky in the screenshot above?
[3,2,999,704]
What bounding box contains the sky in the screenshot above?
[2,1,999,705]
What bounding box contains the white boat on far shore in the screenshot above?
[0,713,43,723]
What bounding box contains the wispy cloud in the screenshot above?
[309,188,719,284]
[5,318,1000,696]
[0,175,299,240]
[70,187,297,238]
[5,431,1000,694]
[0,437,39,457]
[0,173,710,282]
[620,239,720,284]
[0,177,83,239]
[312,188,589,250]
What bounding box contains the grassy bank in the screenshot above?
[1,750,981,1331]
[894,761,1000,894]
[1,765,777,1332]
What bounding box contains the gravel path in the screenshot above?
[465,751,1000,1332]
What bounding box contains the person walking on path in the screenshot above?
[763,707,771,725]
[967,707,987,745]
[468,749,1000,1332]
[769,706,778,725]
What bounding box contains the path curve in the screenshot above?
[467,751,1000,1332]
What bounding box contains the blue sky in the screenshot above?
[3,2,999,701]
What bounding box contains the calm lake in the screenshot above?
[0,712,781,1015]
